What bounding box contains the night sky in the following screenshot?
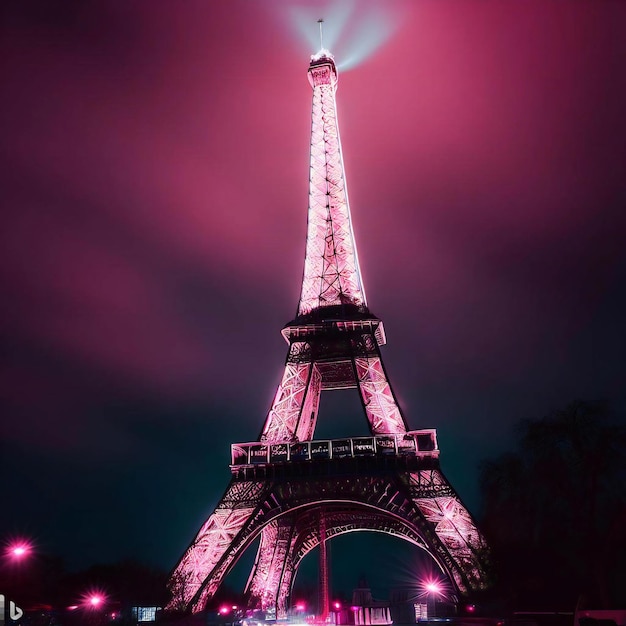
[2,0,625,597]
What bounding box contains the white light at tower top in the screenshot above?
[311,48,333,62]
[288,4,404,71]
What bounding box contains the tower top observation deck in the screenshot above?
[308,49,338,89]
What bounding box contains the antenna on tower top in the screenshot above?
[318,19,324,51]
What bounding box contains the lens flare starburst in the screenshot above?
[81,589,107,610]
[5,539,33,561]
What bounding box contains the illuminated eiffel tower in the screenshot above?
[168,47,490,618]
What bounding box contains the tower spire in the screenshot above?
[318,18,324,51]
[298,47,367,317]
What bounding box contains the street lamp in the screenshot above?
[81,590,107,626]
[3,538,34,599]
[81,589,107,611]
[420,578,445,619]
[89,595,104,608]
[5,540,32,561]
[425,581,441,595]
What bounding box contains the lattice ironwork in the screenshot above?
[167,48,491,616]
[354,355,407,433]
[260,362,321,443]
[246,518,295,613]
[168,484,260,609]
[414,496,490,590]
[299,53,366,316]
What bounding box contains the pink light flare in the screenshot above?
[334,601,342,610]
[219,606,230,615]
[295,602,306,611]
[81,589,107,610]
[420,577,446,598]
[6,540,32,560]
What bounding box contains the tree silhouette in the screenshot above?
[480,401,626,608]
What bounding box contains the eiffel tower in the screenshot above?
[168,47,490,617]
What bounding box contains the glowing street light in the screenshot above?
[420,577,446,619]
[425,581,441,595]
[81,589,107,611]
[6,540,32,561]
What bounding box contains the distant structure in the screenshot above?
[167,45,490,618]
[350,578,392,625]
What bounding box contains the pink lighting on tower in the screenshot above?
[165,36,491,617]
[298,49,367,317]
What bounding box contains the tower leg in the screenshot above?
[261,361,321,443]
[354,354,407,434]
[246,517,296,616]
[403,469,490,592]
[167,480,266,612]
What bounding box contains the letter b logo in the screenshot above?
[10,601,23,621]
